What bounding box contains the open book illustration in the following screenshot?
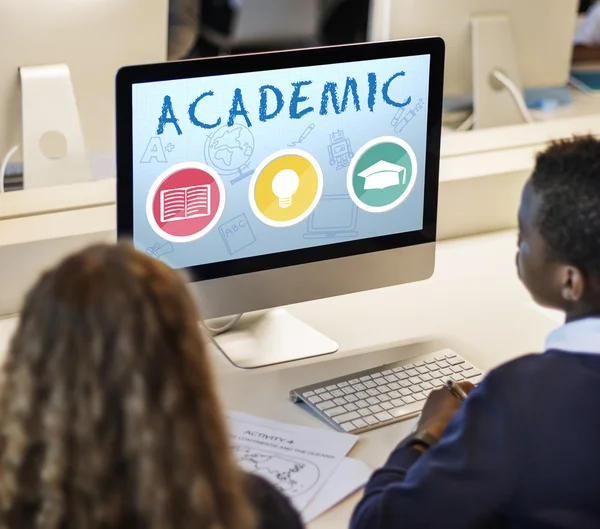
[160,184,211,222]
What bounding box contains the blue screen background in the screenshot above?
[132,54,431,268]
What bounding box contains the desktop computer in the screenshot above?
[0,0,168,190]
[369,0,579,129]
[116,38,464,432]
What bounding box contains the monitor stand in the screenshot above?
[209,308,339,369]
[470,13,530,129]
[20,63,93,189]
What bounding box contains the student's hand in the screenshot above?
[416,381,474,441]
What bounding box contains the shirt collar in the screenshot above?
[545,317,600,355]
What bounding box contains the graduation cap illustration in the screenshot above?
[358,160,406,190]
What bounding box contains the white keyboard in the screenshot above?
[290,349,483,434]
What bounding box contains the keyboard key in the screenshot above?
[304,390,315,397]
[356,391,369,399]
[441,368,453,376]
[382,370,393,376]
[424,358,437,364]
[385,375,399,383]
[369,404,383,413]
[372,373,384,380]
[352,418,368,429]
[445,353,457,359]
[354,383,367,391]
[346,394,358,403]
[359,376,372,382]
[364,415,380,425]
[413,392,426,401]
[358,408,371,417]
[409,377,422,385]
[437,360,449,368]
[338,381,349,388]
[416,366,429,374]
[333,397,347,406]
[429,370,441,378]
[343,387,357,395]
[345,403,358,411]
[307,395,323,404]
[366,397,380,406]
[469,374,484,384]
[315,388,326,394]
[366,388,380,397]
[463,368,480,378]
[325,405,346,417]
[392,367,404,373]
[419,373,432,381]
[435,354,446,361]
[448,357,465,366]
[388,390,401,399]
[400,379,412,388]
[317,401,336,411]
[451,365,463,373]
[333,411,361,424]
[356,400,370,409]
[388,382,401,390]
[381,401,393,410]
[331,389,345,398]
[390,401,423,418]
[378,394,391,403]
[400,388,412,396]
[364,381,377,389]
[420,381,433,390]
[326,385,338,391]
[340,421,357,432]
[375,411,393,422]
[402,395,416,404]
[378,384,391,393]
[414,361,425,367]
[321,392,333,400]
[348,378,360,384]
[406,369,419,377]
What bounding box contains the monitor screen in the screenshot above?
[130,52,431,272]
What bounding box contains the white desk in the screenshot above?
[0,230,562,528]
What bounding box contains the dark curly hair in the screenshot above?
[0,244,255,529]
[530,135,600,278]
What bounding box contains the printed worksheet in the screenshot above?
[227,411,358,511]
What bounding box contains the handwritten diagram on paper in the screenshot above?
[227,411,357,511]
[233,446,320,497]
[160,184,210,222]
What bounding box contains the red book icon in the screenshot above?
[147,162,226,243]
[160,184,211,222]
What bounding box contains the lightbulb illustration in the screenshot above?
[272,169,300,208]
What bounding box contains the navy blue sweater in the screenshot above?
[351,349,600,529]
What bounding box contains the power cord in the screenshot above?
[491,70,534,124]
[0,145,20,193]
[203,313,243,336]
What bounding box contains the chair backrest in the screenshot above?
[230,0,320,46]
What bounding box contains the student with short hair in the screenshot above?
[350,135,600,529]
[0,243,302,529]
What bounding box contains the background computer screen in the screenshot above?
[131,53,431,269]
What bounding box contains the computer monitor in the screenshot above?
[369,0,579,128]
[116,38,444,368]
[0,0,168,189]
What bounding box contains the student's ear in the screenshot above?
[560,265,585,302]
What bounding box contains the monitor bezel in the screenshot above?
[116,38,445,281]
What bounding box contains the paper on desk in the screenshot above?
[302,457,371,523]
[227,411,358,511]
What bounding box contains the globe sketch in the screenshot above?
[205,124,255,180]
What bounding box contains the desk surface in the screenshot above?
[0,230,561,528]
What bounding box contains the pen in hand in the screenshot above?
[445,379,468,401]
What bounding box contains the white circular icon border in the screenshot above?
[249,148,324,228]
[145,161,227,243]
[346,136,418,213]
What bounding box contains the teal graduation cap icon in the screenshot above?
[358,160,406,190]
[347,136,418,213]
